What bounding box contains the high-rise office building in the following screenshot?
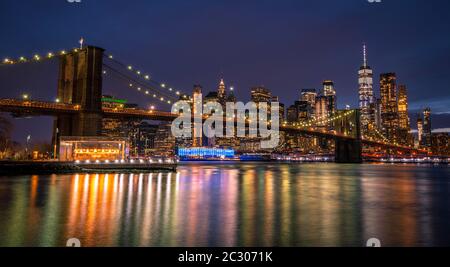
[218,78,226,100]
[192,85,203,147]
[417,115,424,146]
[315,96,329,127]
[204,78,230,114]
[252,86,280,122]
[301,89,317,108]
[380,73,399,141]
[101,96,129,138]
[100,96,161,157]
[129,122,158,157]
[323,80,336,97]
[359,44,375,133]
[323,80,336,116]
[286,101,310,124]
[296,101,310,122]
[422,108,432,148]
[300,89,317,119]
[397,85,412,145]
[397,85,410,130]
[251,86,272,103]
[154,123,176,156]
[287,105,298,124]
[374,98,382,131]
[101,96,141,145]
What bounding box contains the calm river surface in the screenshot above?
[0,162,449,247]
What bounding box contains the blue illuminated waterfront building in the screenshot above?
[177,148,235,160]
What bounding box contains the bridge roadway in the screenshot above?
[0,98,177,121]
[0,98,427,154]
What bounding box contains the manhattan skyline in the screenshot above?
[1,0,450,142]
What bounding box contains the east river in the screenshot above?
[0,162,449,247]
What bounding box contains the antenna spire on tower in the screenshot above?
[79,37,85,49]
[363,43,367,67]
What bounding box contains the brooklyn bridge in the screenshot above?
[0,45,427,163]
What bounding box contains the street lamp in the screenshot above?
[22,94,29,100]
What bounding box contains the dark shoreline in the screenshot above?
[0,161,177,175]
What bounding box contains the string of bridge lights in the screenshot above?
[104,54,188,99]
[127,82,173,105]
[281,110,412,149]
[372,128,389,143]
[0,48,83,66]
[1,49,187,105]
[102,64,177,106]
[363,127,417,149]
[364,127,396,146]
[284,110,355,129]
[372,128,413,148]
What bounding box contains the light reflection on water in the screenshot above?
[0,163,449,247]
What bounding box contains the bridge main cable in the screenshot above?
[102,63,178,105]
[0,48,80,66]
[103,55,189,100]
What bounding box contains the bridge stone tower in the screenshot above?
[55,46,104,137]
[334,109,363,163]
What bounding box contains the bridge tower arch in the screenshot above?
[334,109,363,163]
[54,46,105,137]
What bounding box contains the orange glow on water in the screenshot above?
[0,163,445,247]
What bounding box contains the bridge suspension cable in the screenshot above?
[102,63,179,106]
[360,126,418,149]
[103,55,188,99]
[283,110,356,129]
[0,48,79,66]
[367,128,389,143]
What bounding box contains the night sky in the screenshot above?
[1,0,450,143]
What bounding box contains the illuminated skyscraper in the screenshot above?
[358,44,375,133]
[300,89,317,119]
[296,101,310,122]
[192,85,203,147]
[323,80,336,97]
[422,108,432,148]
[154,123,176,157]
[251,86,272,103]
[287,105,298,123]
[301,89,317,108]
[397,85,412,145]
[315,96,329,127]
[380,73,399,142]
[397,85,410,130]
[323,80,336,115]
[417,115,423,146]
[217,78,226,102]
[374,98,383,130]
